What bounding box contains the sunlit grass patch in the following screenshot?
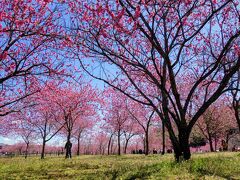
[0,152,239,179]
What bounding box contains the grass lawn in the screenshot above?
[0,152,240,179]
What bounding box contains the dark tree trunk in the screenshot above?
[25,142,29,159]
[206,127,214,152]
[145,129,149,155]
[233,101,240,132]
[41,118,48,159]
[162,121,165,155]
[117,129,121,155]
[65,142,69,158]
[77,138,80,156]
[171,140,182,162]
[161,61,167,156]
[41,140,46,159]
[171,127,191,162]
[159,115,192,162]
[107,134,113,155]
[76,130,82,156]
[209,136,214,152]
[179,130,191,160]
[65,131,72,158]
[110,140,114,154]
[124,138,130,154]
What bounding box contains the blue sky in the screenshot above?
[0,137,16,145]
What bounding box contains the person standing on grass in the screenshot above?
[65,141,72,158]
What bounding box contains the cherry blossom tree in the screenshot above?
[127,101,156,155]
[67,0,240,161]
[122,118,139,154]
[0,143,25,156]
[3,82,66,159]
[150,122,171,155]
[11,109,37,158]
[73,117,95,156]
[197,109,220,152]
[0,0,66,117]
[94,132,108,155]
[102,89,130,155]
[46,83,99,158]
[100,123,116,155]
[26,85,67,159]
[196,101,237,151]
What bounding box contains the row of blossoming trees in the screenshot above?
[0,0,239,162]
[1,84,238,159]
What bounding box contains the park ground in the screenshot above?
[0,152,240,179]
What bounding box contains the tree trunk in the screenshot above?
[171,128,191,162]
[225,133,230,151]
[102,146,105,155]
[207,128,214,152]
[161,61,167,156]
[25,142,29,159]
[145,130,149,155]
[234,102,240,132]
[77,138,80,156]
[143,137,146,153]
[76,130,82,156]
[117,129,121,155]
[179,130,191,160]
[41,119,48,159]
[110,139,114,154]
[162,121,165,155]
[41,140,46,159]
[160,117,191,162]
[214,136,218,151]
[172,142,181,162]
[65,131,72,158]
[107,134,113,155]
[124,138,130,154]
[209,136,214,152]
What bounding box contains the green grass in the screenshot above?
[0,152,240,179]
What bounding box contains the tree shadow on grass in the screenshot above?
[187,157,239,179]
